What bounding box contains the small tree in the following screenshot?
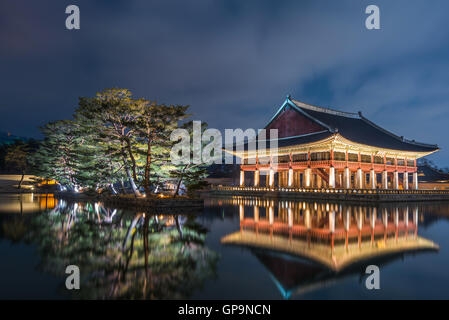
[5,142,30,189]
[170,121,209,197]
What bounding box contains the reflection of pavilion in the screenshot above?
[251,248,437,299]
[220,198,438,286]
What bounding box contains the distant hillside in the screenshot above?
[0,131,28,145]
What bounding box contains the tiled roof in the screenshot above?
[289,98,439,152]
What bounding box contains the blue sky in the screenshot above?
[1,0,449,166]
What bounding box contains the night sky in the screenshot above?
[1,1,449,165]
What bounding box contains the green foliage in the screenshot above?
[32,88,198,196]
[170,121,210,196]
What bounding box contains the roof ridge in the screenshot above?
[291,99,360,119]
[359,115,439,149]
[421,164,449,177]
[260,130,330,142]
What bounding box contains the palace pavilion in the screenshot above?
[232,96,439,190]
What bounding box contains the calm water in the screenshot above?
[1,193,449,299]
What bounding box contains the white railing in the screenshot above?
[212,185,449,195]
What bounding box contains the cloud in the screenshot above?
[0,0,448,165]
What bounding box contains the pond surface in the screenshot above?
[1,193,449,299]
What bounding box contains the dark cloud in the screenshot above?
[1,0,448,165]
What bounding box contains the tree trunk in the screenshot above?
[143,136,152,195]
[125,138,139,183]
[122,214,142,251]
[175,215,183,240]
[121,147,141,197]
[126,166,141,197]
[120,178,126,194]
[18,171,24,189]
[110,183,118,194]
[173,165,187,197]
[174,177,183,198]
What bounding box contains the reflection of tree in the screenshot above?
[2,218,28,242]
[27,201,218,299]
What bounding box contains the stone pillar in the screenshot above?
[269,169,275,188]
[316,174,322,188]
[393,171,399,190]
[288,168,293,187]
[304,168,311,188]
[403,172,409,190]
[329,167,336,189]
[295,171,300,188]
[412,172,418,190]
[369,169,376,189]
[239,170,245,187]
[254,170,260,187]
[343,167,351,189]
[382,171,388,189]
[356,168,363,189]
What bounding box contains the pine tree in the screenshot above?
[76,89,143,196]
